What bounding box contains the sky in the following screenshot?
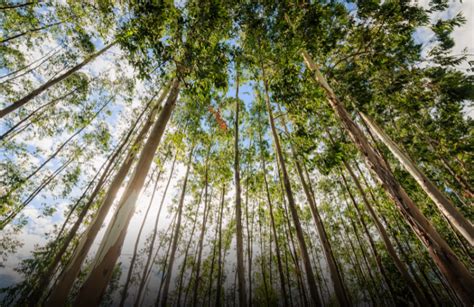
[0,0,473,304]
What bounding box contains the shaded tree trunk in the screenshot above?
[360,112,474,246]
[0,21,63,44]
[258,123,289,306]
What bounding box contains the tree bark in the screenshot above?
[0,42,115,118]
[360,112,474,246]
[302,50,474,305]
[72,80,179,307]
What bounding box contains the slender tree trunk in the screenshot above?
[360,112,474,246]
[176,193,202,307]
[302,50,474,305]
[45,84,171,307]
[26,122,136,305]
[258,124,289,306]
[0,46,61,83]
[340,216,376,305]
[233,69,248,307]
[0,1,38,10]
[215,185,226,307]
[245,178,253,306]
[341,177,397,304]
[340,157,429,305]
[0,42,115,118]
[0,99,110,229]
[134,151,177,306]
[283,122,349,305]
[257,214,270,306]
[72,80,179,307]
[261,66,321,306]
[159,143,194,307]
[191,145,212,307]
[0,21,63,44]
[0,83,86,141]
[156,216,178,306]
[119,162,166,307]
[345,214,382,304]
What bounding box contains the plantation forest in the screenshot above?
[0,0,473,306]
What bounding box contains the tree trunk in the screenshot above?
[302,50,474,305]
[159,143,194,307]
[360,112,474,246]
[26,121,135,305]
[134,152,177,307]
[176,191,203,307]
[344,158,431,305]
[261,64,321,306]
[215,184,226,307]
[191,144,212,307]
[0,1,38,10]
[118,162,166,307]
[0,98,111,229]
[0,42,115,118]
[0,21,63,44]
[282,117,349,306]
[72,80,179,307]
[0,46,61,85]
[258,124,289,306]
[45,83,172,307]
[233,69,248,307]
[340,176,397,304]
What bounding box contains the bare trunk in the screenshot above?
[0,1,38,10]
[45,84,172,307]
[191,145,212,307]
[72,80,179,307]
[341,157,429,305]
[119,162,167,307]
[283,118,349,306]
[261,65,321,306]
[159,143,194,307]
[0,21,63,44]
[176,191,203,306]
[215,185,226,307]
[258,123,289,306]
[302,50,474,305]
[341,177,397,304]
[233,69,248,307]
[0,42,115,118]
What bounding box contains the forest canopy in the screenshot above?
[0,0,473,306]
